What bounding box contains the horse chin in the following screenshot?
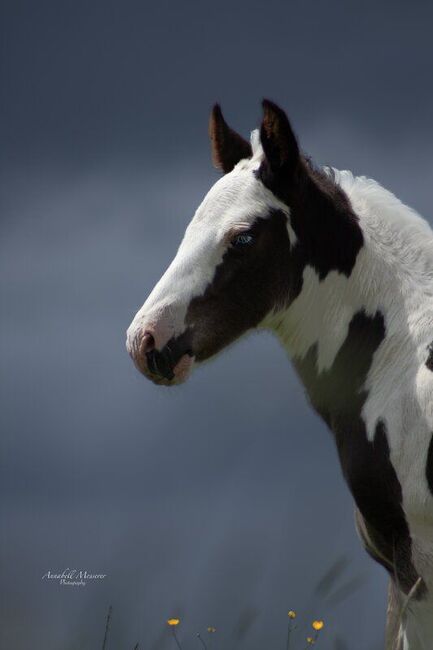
[171,353,195,385]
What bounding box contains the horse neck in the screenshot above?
[266,170,433,402]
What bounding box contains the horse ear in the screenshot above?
[209,104,252,173]
[259,99,300,184]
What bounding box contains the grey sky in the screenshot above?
[1,1,432,649]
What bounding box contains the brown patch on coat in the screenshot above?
[257,100,364,280]
[426,343,433,371]
[185,209,300,361]
[295,311,425,598]
[426,432,433,496]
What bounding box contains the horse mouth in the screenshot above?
[126,328,195,386]
[145,350,195,386]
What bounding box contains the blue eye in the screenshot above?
[232,233,254,248]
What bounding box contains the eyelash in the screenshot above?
[231,232,254,248]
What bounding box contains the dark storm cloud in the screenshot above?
[1,1,432,649]
[2,0,433,168]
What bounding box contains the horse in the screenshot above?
[126,100,433,649]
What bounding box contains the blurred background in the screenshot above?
[1,1,433,648]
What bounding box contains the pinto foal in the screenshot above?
[127,101,433,649]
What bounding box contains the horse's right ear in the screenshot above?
[258,99,300,193]
[209,104,252,173]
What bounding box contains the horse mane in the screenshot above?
[250,126,433,261]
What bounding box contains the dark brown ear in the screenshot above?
[209,104,252,173]
[259,99,300,178]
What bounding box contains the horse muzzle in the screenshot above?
[126,326,195,386]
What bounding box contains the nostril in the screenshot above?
[140,331,155,355]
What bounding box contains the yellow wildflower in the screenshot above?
[312,620,324,631]
[167,618,180,626]
[288,610,297,619]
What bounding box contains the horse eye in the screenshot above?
[231,233,254,248]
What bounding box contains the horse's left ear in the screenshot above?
[209,104,252,173]
[259,99,300,190]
